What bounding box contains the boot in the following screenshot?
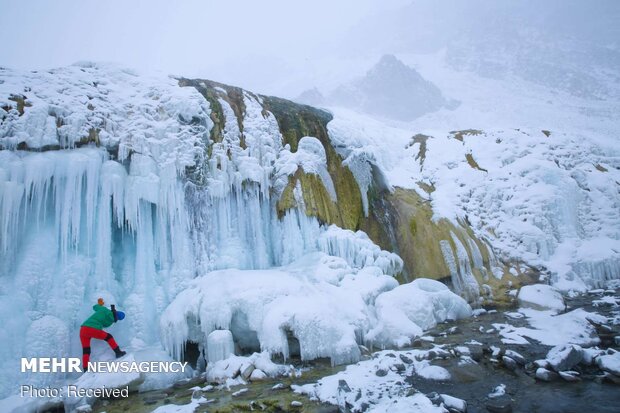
[114,347,127,358]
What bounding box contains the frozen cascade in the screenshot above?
[440,235,481,303]
[0,64,429,398]
[317,225,403,277]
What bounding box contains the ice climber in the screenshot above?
[80,297,127,370]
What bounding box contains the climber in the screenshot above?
[80,297,126,371]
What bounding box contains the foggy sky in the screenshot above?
[1,1,618,97]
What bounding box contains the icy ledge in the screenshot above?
[160,252,471,366]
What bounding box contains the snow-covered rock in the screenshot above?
[535,367,559,382]
[546,344,584,372]
[596,352,620,376]
[441,394,467,412]
[518,284,565,313]
[368,278,472,347]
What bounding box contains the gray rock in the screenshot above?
[426,392,442,406]
[392,363,406,373]
[546,344,583,372]
[486,397,513,413]
[536,367,560,382]
[470,345,484,362]
[375,368,388,377]
[502,356,518,371]
[441,393,467,412]
[240,364,255,380]
[504,350,526,365]
[399,354,413,364]
[338,379,351,393]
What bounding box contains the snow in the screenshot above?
[518,284,565,313]
[367,278,472,347]
[150,397,209,413]
[323,68,620,290]
[494,308,606,346]
[415,364,451,380]
[294,349,449,413]
[488,384,506,398]
[596,351,620,376]
[274,136,336,201]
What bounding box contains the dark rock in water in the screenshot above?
[427,350,438,360]
[603,372,620,385]
[504,350,526,365]
[546,344,583,372]
[536,367,560,382]
[502,356,518,371]
[426,391,442,406]
[385,352,396,358]
[338,379,351,393]
[376,368,388,377]
[486,398,513,413]
[470,345,484,362]
[412,338,423,348]
[399,354,413,364]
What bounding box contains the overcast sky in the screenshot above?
[0,0,409,91]
[1,1,618,98]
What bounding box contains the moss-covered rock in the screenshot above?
[177,78,537,304]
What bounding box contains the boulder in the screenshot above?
[535,367,559,382]
[441,394,467,412]
[518,284,565,313]
[596,352,620,376]
[546,344,583,372]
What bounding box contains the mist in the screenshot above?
[1,0,618,99]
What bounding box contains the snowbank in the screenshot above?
[161,254,468,366]
[368,279,472,347]
[494,308,606,346]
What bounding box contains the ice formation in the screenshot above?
[161,252,467,366]
[2,58,617,405]
[0,64,463,400]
